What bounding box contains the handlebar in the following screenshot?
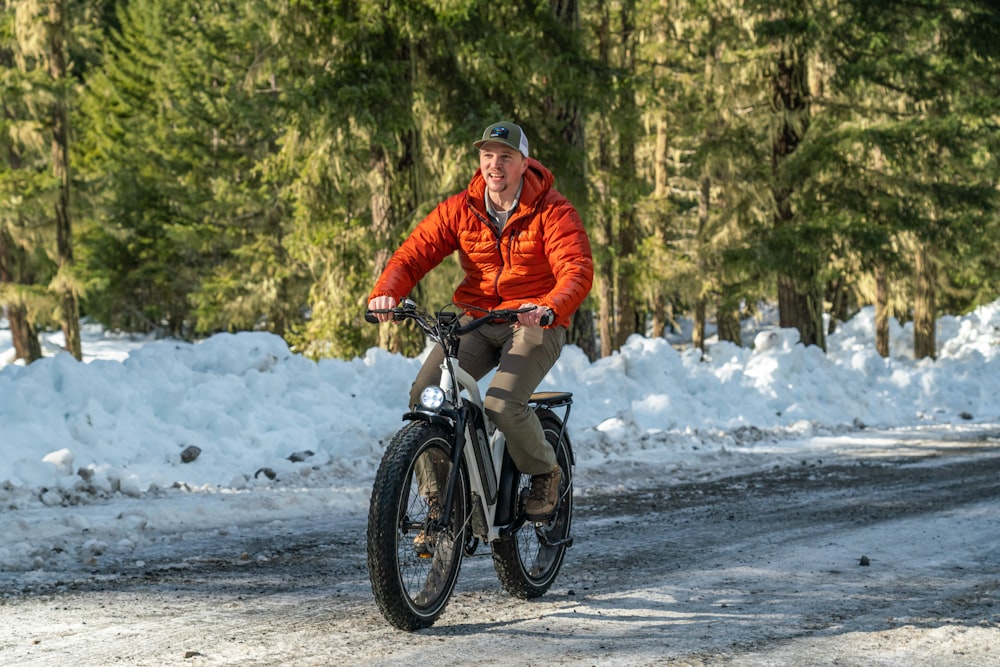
[365,302,553,328]
[453,305,555,332]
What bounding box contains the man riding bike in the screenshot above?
[367,121,593,533]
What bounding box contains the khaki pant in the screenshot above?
[410,321,566,496]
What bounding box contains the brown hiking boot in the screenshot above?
[413,495,442,557]
[525,464,562,521]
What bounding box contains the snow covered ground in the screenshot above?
[1,302,998,578]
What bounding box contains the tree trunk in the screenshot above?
[716,304,741,346]
[593,0,615,358]
[692,298,706,353]
[875,263,889,358]
[369,144,396,352]
[826,276,849,335]
[267,216,289,338]
[650,299,668,340]
[717,286,742,346]
[8,304,43,363]
[913,243,937,360]
[771,44,823,350]
[568,309,598,362]
[692,174,710,353]
[596,220,615,358]
[776,276,801,333]
[613,0,638,350]
[615,212,638,350]
[49,0,81,360]
[648,0,671,342]
[1,230,43,363]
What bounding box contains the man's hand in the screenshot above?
[516,304,553,328]
[367,295,398,323]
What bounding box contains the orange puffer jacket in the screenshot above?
[369,158,593,328]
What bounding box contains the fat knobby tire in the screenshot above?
[366,422,466,630]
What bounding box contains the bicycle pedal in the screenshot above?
[525,509,557,524]
[413,531,436,558]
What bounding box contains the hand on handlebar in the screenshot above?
[367,295,398,323]
[516,304,554,329]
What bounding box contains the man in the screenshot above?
[367,121,593,523]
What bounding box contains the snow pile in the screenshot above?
[0,301,998,574]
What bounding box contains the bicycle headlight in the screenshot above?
[419,385,446,410]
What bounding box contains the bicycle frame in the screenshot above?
[405,325,510,543]
[390,303,569,544]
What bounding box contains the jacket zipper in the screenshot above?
[469,194,529,306]
[469,206,503,304]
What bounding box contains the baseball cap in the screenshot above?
[473,122,529,157]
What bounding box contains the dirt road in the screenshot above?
[3,438,999,666]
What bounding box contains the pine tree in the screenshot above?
[76,0,303,337]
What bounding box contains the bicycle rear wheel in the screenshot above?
[491,409,573,598]
[367,422,468,630]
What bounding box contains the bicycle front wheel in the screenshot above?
[367,422,468,630]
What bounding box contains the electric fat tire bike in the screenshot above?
[364,300,575,630]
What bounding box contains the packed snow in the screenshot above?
[1,302,998,576]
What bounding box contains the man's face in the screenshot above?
[478,142,527,198]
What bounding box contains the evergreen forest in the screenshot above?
[2,0,998,363]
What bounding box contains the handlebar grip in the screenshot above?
[539,310,554,327]
[364,311,380,324]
